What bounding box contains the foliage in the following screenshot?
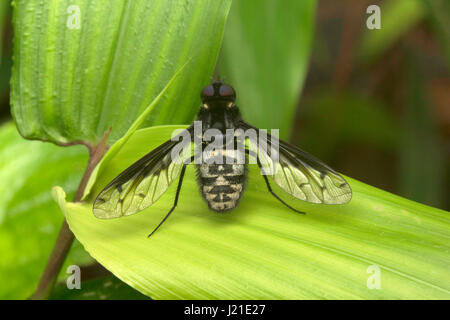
[219,0,316,138]
[1,0,448,299]
[10,0,231,144]
[56,125,449,299]
[0,122,91,299]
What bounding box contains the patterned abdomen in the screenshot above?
[197,156,247,212]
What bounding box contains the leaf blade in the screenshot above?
[61,125,450,299]
[11,0,231,145]
[219,0,316,138]
[0,122,91,299]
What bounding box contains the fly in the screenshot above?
[93,81,352,237]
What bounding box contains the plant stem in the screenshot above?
[31,129,110,300]
[31,220,74,300]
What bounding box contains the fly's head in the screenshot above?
[198,81,241,131]
[201,81,236,110]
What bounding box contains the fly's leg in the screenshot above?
[147,163,188,238]
[246,149,305,215]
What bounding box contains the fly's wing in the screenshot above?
[93,129,194,218]
[240,121,352,204]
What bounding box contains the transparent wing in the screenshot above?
[93,129,194,219]
[241,121,352,204]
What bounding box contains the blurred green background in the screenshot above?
[0,0,448,299]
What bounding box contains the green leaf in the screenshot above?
[57,125,450,299]
[297,90,400,157]
[423,0,450,69]
[0,122,91,299]
[358,0,426,64]
[398,55,445,208]
[0,1,11,97]
[81,61,189,200]
[50,275,149,300]
[10,0,231,145]
[0,0,9,63]
[218,0,316,138]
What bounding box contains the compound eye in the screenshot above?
[219,85,235,99]
[201,85,214,98]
